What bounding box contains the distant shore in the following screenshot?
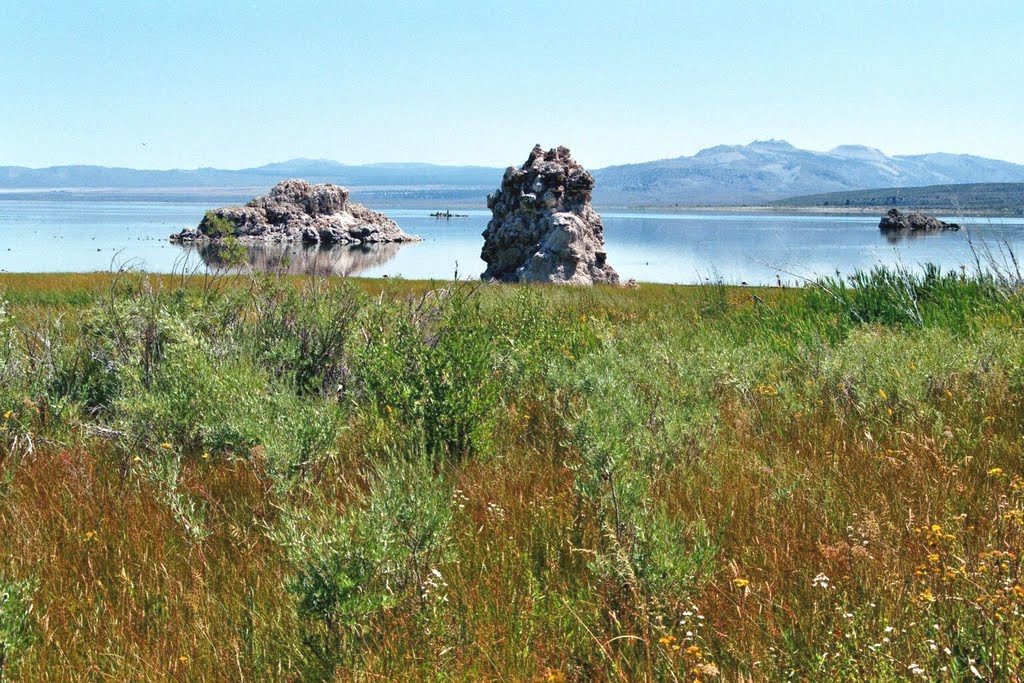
[0,187,1020,218]
[595,204,1022,218]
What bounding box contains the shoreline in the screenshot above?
[0,188,1020,218]
[597,204,1023,218]
[0,273,800,301]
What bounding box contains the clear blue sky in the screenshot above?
[2,0,1022,169]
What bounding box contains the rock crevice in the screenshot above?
[481,145,618,284]
[171,179,419,245]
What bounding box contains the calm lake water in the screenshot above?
[1,199,1023,285]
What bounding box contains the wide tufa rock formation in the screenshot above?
[879,208,960,234]
[481,145,618,284]
[171,179,419,245]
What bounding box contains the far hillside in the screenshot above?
[7,142,1024,208]
[771,182,1024,215]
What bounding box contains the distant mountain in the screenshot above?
[4,143,1024,208]
[590,140,1024,205]
[771,182,1024,215]
[0,158,502,191]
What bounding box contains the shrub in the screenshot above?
[281,455,452,677]
[245,278,364,397]
[200,210,239,239]
[352,284,502,460]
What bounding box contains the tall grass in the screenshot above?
[0,267,1022,680]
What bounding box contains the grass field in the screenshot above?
[1,268,1023,681]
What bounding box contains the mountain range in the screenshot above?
[4,140,1024,207]
[591,140,1024,205]
[0,159,499,191]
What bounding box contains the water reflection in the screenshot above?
[881,228,958,245]
[187,241,408,276]
[3,199,1022,284]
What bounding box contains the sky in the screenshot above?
[1,0,1022,169]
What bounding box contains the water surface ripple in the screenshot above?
[1,200,1021,284]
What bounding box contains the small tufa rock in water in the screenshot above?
[481,145,618,285]
[879,208,960,233]
[170,179,420,245]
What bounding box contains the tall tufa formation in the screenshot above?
[481,145,618,284]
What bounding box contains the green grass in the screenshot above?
[0,269,1023,681]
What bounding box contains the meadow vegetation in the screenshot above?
[1,266,1023,681]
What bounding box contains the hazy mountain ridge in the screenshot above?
[590,140,1024,205]
[0,159,502,191]
[4,142,1024,207]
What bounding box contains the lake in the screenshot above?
[1,198,1022,285]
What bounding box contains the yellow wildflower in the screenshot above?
[2,410,12,420]
[658,634,677,646]
[733,578,750,588]
[988,467,1004,477]
[201,452,210,460]
[159,442,173,450]
[919,588,935,602]
[878,388,887,400]
[685,645,703,658]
